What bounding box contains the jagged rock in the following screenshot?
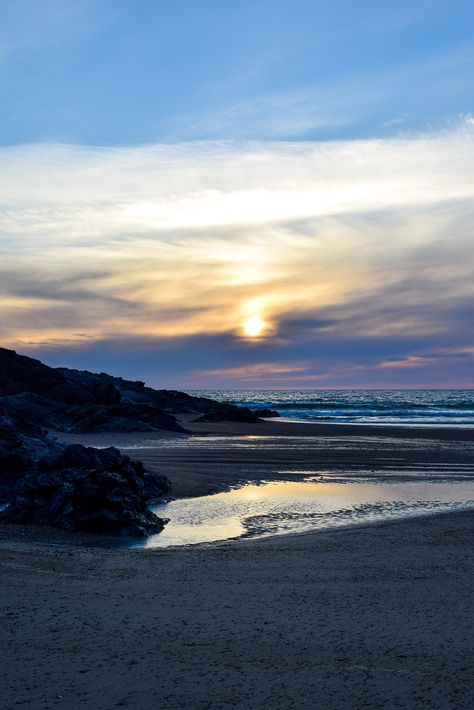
[254,408,280,418]
[0,347,273,433]
[0,347,68,397]
[0,465,167,537]
[0,346,280,538]
[0,395,170,537]
[60,402,184,434]
[0,400,62,498]
[0,348,185,434]
[56,444,170,500]
[0,440,170,537]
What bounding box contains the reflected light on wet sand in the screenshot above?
[136,478,474,549]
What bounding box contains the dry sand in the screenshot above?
[1,511,473,709]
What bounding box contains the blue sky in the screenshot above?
[1,0,473,145]
[0,0,473,388]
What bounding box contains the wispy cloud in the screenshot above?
[165,88,361,141]
[165,44,474,142]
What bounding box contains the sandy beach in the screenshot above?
[1,509,473,709]
[0,421,473,708]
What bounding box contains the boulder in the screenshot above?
[254,408,280,418]
[0,466,167,537]
[0,443,170,537]
[0,396,171,538]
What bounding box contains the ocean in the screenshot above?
[188,389,474,427]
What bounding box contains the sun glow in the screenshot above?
[243,316,266,338]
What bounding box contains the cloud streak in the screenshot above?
[0,122,473,385]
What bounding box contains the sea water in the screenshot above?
[188,389,474,427]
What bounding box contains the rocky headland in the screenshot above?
[0,346,277,536]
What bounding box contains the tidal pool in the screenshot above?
[136,477,474,548]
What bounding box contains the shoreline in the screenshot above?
[1,509,473,708]
[52,420,474,499]
[2,502,473,551]
[183,417,474,441]
[50,418,474,449]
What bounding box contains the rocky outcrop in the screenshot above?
[0,347,278,433]
[193,406,280,423]
[0,399,170,536]
[0,346,280,537]
[0,444,169,537]
[254,408,280,418]
[0,400,62,499]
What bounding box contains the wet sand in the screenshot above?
[54,420,474,498]
[185,418,474,441]
[1,510,473,709]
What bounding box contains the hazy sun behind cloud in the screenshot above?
[243,317,266,338]
[0,122,473,385]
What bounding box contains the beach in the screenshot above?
[2,0,473,706]
[1,510,473,709]
[1,421,474,708]
[55,419,474,498]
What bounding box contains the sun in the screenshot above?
[243,316,266,338]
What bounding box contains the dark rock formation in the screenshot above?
[0,348,282,535]
[0,347,276,433]
[0,346,279,537]
[0,397,170,537]
[193,405,261,423]
[193,405,280,423]
[0,444,169,537]
[254,408,280,418]
[0,400,62,499]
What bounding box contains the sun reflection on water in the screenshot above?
[136,477,474,549]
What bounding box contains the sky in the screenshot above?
[0,0,473,388]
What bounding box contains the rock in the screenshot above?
[0,347,271,434]
[0,400,62,499]
[0,347,68,397]
[59,402,185,434]
[0,440,170,537]
[193,405,280,423]
[253,408,280,418]
[253,409,280,419]
[0,397,170,537]
[193,405,260,423]
[0,465,167,537]
[56,444,170,501]
[0,348,185,434]
[0,346,279,538]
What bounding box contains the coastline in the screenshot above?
[1,509,473,708]
[183,417,474,441]
[53,419,474,499]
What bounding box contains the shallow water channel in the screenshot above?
[135,476,474,548]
